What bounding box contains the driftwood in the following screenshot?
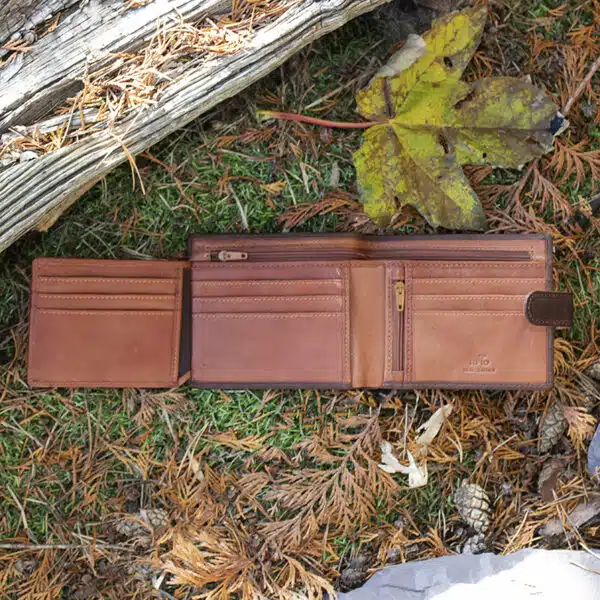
[0,0,388,252]
[0,0,231,131]
[0,0,80,48]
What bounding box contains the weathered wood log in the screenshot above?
[0,0,230,132]
[0,0,80,47]
[0,0,388,252]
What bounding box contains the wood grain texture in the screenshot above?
[0,0,230,132]
[0,0,80,46]
[0,0,387,251]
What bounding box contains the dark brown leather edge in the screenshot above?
[178,267,192,380]
[526,291,573,328]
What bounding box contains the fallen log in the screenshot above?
[0,0,389,252]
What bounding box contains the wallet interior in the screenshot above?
[26,235,557,390]
[28,258,189,388]
[189,234,552,390]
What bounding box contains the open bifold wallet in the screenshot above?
[28,234,573,390]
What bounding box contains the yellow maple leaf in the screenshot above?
[353,7,563,230]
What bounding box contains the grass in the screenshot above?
[1,1,600,598]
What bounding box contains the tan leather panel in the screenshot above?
[192,279,343,297]
[413,295,526,312]
[34,258,186,279]
[193,295,342,313]
[349,264,386,388]
[358,236,546,260]
[35,276,178,295]
[35,293,176,311]
[411,262,546,279]
[29,310,178,387]
[409,312,548,385]
[412,278,546,295]
[28,258,185,388]
[192,264,344,280]
[191,313,346,384]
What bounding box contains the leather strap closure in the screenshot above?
[525,291,573,328]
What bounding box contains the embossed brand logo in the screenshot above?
[463,354,496,374]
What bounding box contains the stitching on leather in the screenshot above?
[388,268,393,379]
[413,311,523,316]
[38,294,174,301]
[383,382,551,390]
[35,310,174,316]
[38,278,176,284]
[414,278,544,284]
[195,241,534,251]
[413,295,526,300]
[413,263,543,269]
[526,294,536,323]
[170,273,182,381]
[343,265,350,385]
[38,261,182,270]
[407,266,413,381]
[192,263,344,269]
[192,313,342,318]
[29,379,174,386]
[194,280,342,286]
[194,295,342,303]
[527,292,571,326]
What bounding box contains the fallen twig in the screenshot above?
[562,55,600,116]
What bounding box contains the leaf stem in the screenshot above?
[257,110,380,129]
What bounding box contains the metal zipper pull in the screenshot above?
[217,250,248,262]
[394,281,405,312]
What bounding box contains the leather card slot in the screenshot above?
[191,264,344,281]
[33,258,184,280]
[412,295,526,312]
[412,278,546,295]
[410,262,546,280]
[192,279,343,297]
[192,295,342,314]
[35,276,178,295]
[408,311,548,386]
[28,308,179,388]
[34,293,176,311]
[191,312,346,385]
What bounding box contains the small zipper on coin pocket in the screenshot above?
[393,281,405,372]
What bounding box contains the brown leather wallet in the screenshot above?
[28,234,573,390]
[28,258,191,388]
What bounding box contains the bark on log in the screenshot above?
[0,0,80,47]
[0,0,230,132]
[0,0,387,252]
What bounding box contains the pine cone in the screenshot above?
[461,533,486,555]
[539,402,567,452]
[586,361,600,381]
[115,518,147,537]
[115,508,169,538]
[141,508,169,529]
[454,482,491,533]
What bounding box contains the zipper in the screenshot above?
[393,281,405,372]
[210,248,531,262]
[211,249,364,261]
